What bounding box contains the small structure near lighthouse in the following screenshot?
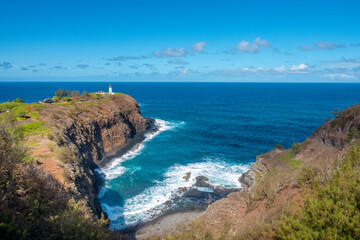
[109,84,113,95]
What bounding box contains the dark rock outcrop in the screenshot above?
[195,176,211,187]
[310,104,360,149]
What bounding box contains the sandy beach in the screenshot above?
[135,211,203,240]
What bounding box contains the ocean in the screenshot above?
[1,82,360,229]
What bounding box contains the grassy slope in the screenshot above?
[0,94,126,240]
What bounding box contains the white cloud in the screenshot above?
[191,42,207,52]
[315,41,345,50]
[236,41,259,53]
[273,66,286,72]
[290,63,308,71]
[299,41,345,51]
[254,37,271,47]
[153,48,187,58]
[321,73,357,80]
[298,45,316,51]
[235,37,270,53]
[168,59,190,65]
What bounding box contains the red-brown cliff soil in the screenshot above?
[25,93,154,218]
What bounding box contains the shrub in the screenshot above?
[347,126,359,143]
[53,146,79,164]
[291,142,302,154]
[54,89,67,99]
[275,143,284,150]
[16,111,26,118]
[50,199,110,240]
[52,96,60,101]
[70,90,80,97]
[62,97,72,102]
[276,146,360,240]
[47,133,54,141]
[28,111,40,120]
[0,115,118,240]
[82,91,90,97]
[0,215,27,240]
[50,113,60,120]
[13,98,24,103]
[331,120,338,128]
[19,121,50,135]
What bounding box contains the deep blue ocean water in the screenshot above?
[1,82,360,228]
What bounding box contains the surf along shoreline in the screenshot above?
[96,119,245,236]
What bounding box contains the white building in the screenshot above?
[109,84,113,94]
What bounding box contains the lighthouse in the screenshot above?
[109,84,113,95]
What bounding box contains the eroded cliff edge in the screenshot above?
[27,93,154,218]
[181,104,360,239]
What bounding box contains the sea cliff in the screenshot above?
[21,93,154,218]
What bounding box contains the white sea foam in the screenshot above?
[101,204,125,222]
[101,119,181,180]
[107,158,250,229]
[98,119,247,229]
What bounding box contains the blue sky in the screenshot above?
[0,0,360,82]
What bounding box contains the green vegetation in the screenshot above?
[62,96,73,102]
[13,98,24,103]
[70,90,80,97]
[82,91,90,97]
[0,102,46,122]
[53,145,79,164]
[280,143,302,169]
[0,105,119,240]
[275,143,284,150]
[18,121,50,136]
[331,120,338,128]
[54,101,72,106]
[348,126,359,142]
[54,89,68,99]
[28,111,40,120]
[275,146,360,240]
[50,199,111,240]
[112,92,124,96]
[54,89,82,100]
[0,102,29,115]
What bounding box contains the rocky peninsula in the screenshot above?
[0,91,155,238]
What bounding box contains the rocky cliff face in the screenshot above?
[193,104,360,238]
[35,94,154,218]
[58,94,154,167]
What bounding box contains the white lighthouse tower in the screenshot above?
[109,84,113,95]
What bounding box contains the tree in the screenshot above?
[81,91,90,97]
[70,91,80,97]
[13,98,24,103]
[54,89,67,99]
